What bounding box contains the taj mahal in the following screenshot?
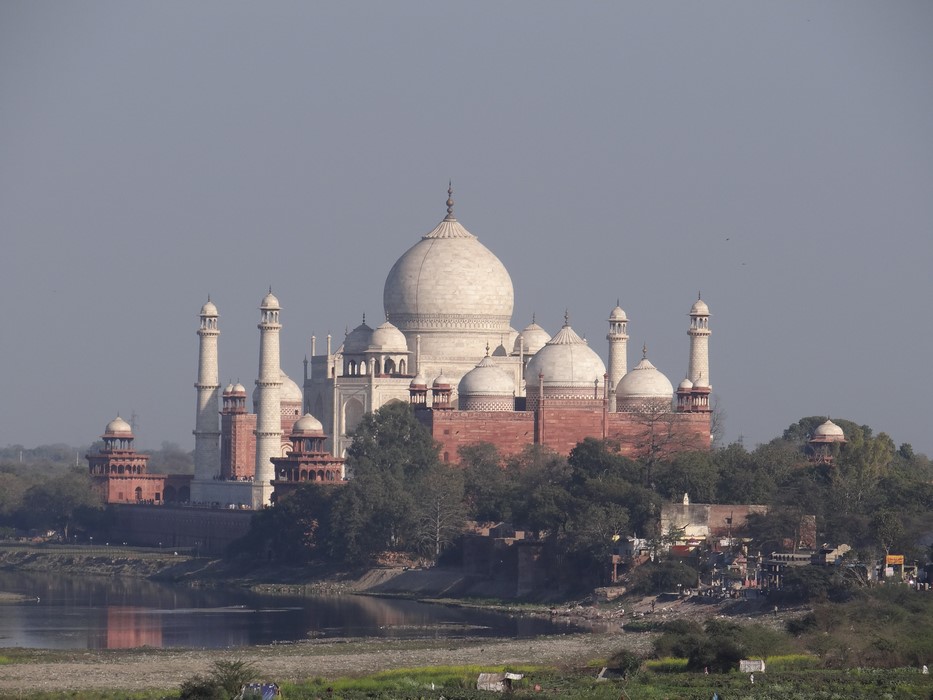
[88,187,713,511]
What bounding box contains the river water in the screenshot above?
[0,571,582,649]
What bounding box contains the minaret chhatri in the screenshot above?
[687,293,711,387]
[606,301,629,412]
[193,298,221,486]
[254,289,283,506]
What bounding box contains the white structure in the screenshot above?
[606,302,629,412]
[616,346,675,413]
[687,295,711,388]
[253,290,283,506]
[190,299,221,502]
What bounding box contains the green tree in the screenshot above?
[460,442,514,523]
[414,464,467,562]
[871,510,904,556]
[18,469,102,539]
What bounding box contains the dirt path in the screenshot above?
[0,633,643,693]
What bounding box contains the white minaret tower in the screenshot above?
[687,293,711,387]
[606,301,629,412]
[192,298,221,496]
[254,289,283,507]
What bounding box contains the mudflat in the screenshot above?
[0,633,633,693]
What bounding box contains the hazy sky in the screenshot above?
[2,2,931,455]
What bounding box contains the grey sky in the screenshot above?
[1,2,931,455]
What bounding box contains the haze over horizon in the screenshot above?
[1,3,931,455]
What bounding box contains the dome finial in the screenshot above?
[485,342,490,356]
[362,312,366,325]
[642,343,648,359]
[532,311,536,324]
[445,181,455,220]
[564,309,570,326]
[698,290,702,300]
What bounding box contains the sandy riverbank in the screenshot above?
[0,633,639,693]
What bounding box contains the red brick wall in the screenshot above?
[419,408,711,463]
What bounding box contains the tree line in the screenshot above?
[233,404,933,587]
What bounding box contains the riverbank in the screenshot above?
[0,633,630,693]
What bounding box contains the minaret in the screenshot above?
[687,293,711,387]
[192,298,221,489]
[606,301,629,412]
[254,289,283,506]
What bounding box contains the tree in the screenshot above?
[653,451,718,503]
[414,464,467,563]
[871,510,904,557]
[328,402,444,562]
[18,469,102,540]
[460,443,514,523]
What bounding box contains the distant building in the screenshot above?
[87,417,191,505]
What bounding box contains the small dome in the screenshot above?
[492,342,509,357]
[459,356,515,396]
[678,378,694,391]
[813,419,846,441]
[616,356,674,412]
[261,290,280,310]
[292,413,324,434]
[609,304,627,321]
[281,371,303,403]
[224,383,235,394]
[344,319,374,354]
[409,368,428,388]
[200,299,218,316]
[232,382,247,394]
[690,298,710,315]
[105,416,133,435]
[369,320,409,353]
[525,321,607,389]
[433,370,453,388]
[513,318,552,355]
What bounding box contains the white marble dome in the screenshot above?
[609,304,627,321]
[281,372,303,403]
[105,416,133,435]
[459,356,515,396]
[525,321,607,391]
[343,319,374,354]
[513,318,551,355]
[690,298,709,315]
[616,356,674,412]
[261,290,280,310]
[232,382,247,394]
[678,378,694,391]
[433,370,453,388]
[292,413,324,434]
[200,299,218,316]
[383,195,514,365]
[813,419,845,441]
[369,319,408,353]
[252,371,302,409]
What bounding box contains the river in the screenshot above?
[0,571,583,649]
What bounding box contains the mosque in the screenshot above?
[90,188,714,512]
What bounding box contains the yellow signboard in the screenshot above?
[885,555,905,565]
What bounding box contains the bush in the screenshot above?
[177,659,260,700]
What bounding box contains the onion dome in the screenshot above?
[223,383,236,395]
[433,370,453,388]
[409,368,428,388]
[690,297,709,315]
[459,355,515,397]
[513,317,552,355]
[291,413,324,435]
[678,378,694,391]
[615,350,674,412]
[232,382,247,395]
[525,317,607,394]
[812,419,846,442]
[492,340,509,357]
[344,317,374,354]
[105,416,133,435]
[260,290,280,310]
[280,371,303,403]
[200,298,218,316]
[369,319,409,353]
[609,304,627,322]
[383,187,514,353]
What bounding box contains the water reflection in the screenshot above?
[0,571,583,649]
